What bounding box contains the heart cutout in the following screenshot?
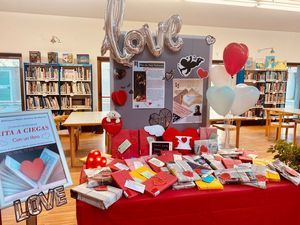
[111,90,127,106]
[200,145,209,153]
[181,137,188,143]
[102,117,123,136]
[20,158,45,181]
[197,68,208,79]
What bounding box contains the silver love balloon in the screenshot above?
[101,0,184,67]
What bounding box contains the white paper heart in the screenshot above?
[231,83,260,116]
[206,86,235,116]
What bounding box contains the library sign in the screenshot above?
[0,110,72,222]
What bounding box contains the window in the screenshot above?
[101,62,111,111]
[0,57,22,112]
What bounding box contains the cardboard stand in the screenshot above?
[0,209,2,225]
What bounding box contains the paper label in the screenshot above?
[124,180,145,193]
[133,161,143,169]
[114,162,129,171]
[140,171,155,179]
[148,158,165,167]
[118,139,132,154]
[173,154,182,161]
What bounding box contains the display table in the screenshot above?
[76,169,300,225]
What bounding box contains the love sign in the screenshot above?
[101,0,184,67]
[14,186,67,222]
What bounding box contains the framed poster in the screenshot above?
[132,61,165,109]
[0,110,72,209]
[172,78,203,124]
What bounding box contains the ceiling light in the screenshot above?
[257,0,300,12]
[184,0,257,7]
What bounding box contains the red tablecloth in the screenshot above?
[77,170,300,225]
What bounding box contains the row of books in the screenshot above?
[244,71,266,81]
[26,96,59,110]
[266,71,287,81]
[60,82,91,95]
[60,67,91,81]
[25,67,59,80]
[26,81,58,95]
[266,82,286,93]
[265,93,286,104]
[61,97,91,109]
[243,109,264,118]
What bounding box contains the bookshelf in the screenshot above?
[24,63,93,114]
[238,69,288,120]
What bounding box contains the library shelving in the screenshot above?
[24,63,93,114]
[237,68,288,120]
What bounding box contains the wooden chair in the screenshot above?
[267,111,295,141]
[54,115,80,151]
[294,119,300,145]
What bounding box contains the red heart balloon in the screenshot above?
[111,90,127,106]
[223,42,249,77]
[102,117,122,136]
[197,68,208,79]
[20,158,45,181]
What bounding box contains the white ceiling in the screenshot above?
[1,0,300,32]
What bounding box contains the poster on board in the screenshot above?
[132,61,165,109]
[0,110,72,209]
[172,78,203,124]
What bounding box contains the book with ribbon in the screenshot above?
[111,170,139,198]
[143,171,177,197]
[195,176,223,190]
[129,166,156,183]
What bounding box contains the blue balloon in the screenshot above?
[206,86,235,116]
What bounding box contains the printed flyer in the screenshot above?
[172,79,203,124]
[0,110,72,209]
[132,61,165,109]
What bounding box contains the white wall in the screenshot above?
[1,11,300,110]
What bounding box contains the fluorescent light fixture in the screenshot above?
[257,0,300,12]
[185,0,257,7]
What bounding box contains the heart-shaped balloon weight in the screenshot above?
[223,42,249,77]
[206,86,235,116]
[231,83,260,116]
[102,117,122,136]
[111,90,127,106]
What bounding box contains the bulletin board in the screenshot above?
[111,35,213,130]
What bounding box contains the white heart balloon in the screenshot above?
[231,83,260,116]
[207,86,235,116]
[210,65,232,87]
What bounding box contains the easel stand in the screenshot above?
[0,209,37,225]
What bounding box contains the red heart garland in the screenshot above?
[197,68,208,79]
[111,90,127,106]
[102,117,122,136]
[20,158,45,181]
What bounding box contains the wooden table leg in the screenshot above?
[236,120,241,148]
[265,110,270,136]
[26,216,37,225]
[69,127,76,167]
[0,209,2,225]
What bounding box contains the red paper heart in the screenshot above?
[111,90,127,106]
[181,137,188,143]
[197,68,208,79]
[183,171,194,177]
[223,42,249,77]
[200,145,209,153]
[20,158,45,181]
[102,117,122,136]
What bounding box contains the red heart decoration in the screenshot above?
[223,42,249,77]
[20,158,45,181]
[181,137,188,143]
[102,117,122,136]
[197,68,208,79]
[183,171,194,177]
[86,149,108,169]
[200,145,209,153]
[111,90,127,106]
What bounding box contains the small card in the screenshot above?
[114,162,129,171]
[140,171,155,179]
[173,154,182,161]
[148,158,165,168]
[118,139,132,154]
[124,180,145,193]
